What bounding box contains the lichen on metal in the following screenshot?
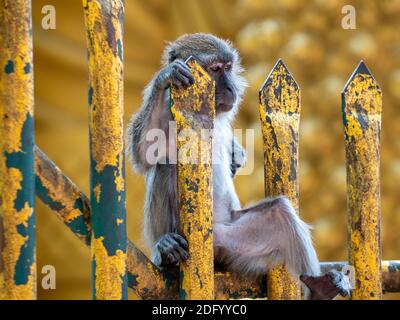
[83,0,124,173]
[91,237,127,299]
[171,57,215,300]
[259,59,301,300]
[0,0,36,300]
[342,61,382,300]
[83,0,127,300]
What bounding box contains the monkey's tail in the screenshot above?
[274,197,321,277]
[214,196,321,278]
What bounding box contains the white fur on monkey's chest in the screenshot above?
[212,119,241,223]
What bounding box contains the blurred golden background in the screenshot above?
[32,0,400,299]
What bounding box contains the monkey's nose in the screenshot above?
[225,87,235,103]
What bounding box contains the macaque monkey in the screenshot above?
[127,33,350,299]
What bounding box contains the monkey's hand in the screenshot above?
[300,270,351,300]
[152,232,189,267]
[231,138,246,178]
[155,60,195,90]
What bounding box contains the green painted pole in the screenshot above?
[83,0,127,300]
[0,0,36,300]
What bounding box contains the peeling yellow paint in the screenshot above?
[91,237,126,300]
[344,116,363,139]
[267,264,299,300]
[0,3,34,155]
[259,60,301,300]
[171,58,215,300]
[114,172,125,193]
[93,184,101,203]
[84,0,124,173]
[0,0,36,300]
[0,168,35,300]
[126,242,179,299]
[214,271,265,300]
[34,148,91,236]
[83,0,127,300]
[343,64,382,300]
[116,218,123,225]
[63,209,81,223]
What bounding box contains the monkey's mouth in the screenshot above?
[216,103,234,113]
[216,89,235,113]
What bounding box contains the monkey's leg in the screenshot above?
[144,165,190,268]
[217,196,351,299]
[214,196,320,277]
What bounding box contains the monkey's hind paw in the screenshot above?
[153,232,189,267]
[300,270,351,300]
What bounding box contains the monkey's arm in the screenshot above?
[144,164,189,267]
[126,61,194,173]
[230,136,246,178]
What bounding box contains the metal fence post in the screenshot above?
[0,0,36,300]
[82,0,127,300]
[259,59,301,300]
[171,57,215,300]
[342,61,382,300]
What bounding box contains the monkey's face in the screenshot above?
[206,60,237,114]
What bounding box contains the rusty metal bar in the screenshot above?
[342,61,383,300]
[82,0,127,300]
[0,0,36,300]
[35,147,91,245]
[259,59,301,300]
[171,57,215,300]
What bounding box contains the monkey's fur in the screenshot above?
[127,33,350,299]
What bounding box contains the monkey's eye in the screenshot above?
[210,65,221,72]
[225,62,232,71]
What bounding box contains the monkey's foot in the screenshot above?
[153,233,189,267]
[300,270,351,300]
